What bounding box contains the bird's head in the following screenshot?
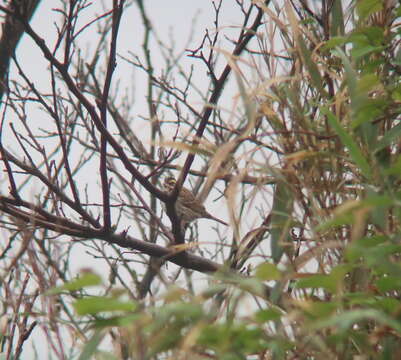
[163,176,177,192]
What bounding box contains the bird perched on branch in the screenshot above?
[163,176,228,226]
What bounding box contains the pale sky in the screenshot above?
[6,2,259,358]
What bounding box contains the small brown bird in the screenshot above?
[163,176,228,226]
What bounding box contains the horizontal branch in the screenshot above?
[0,194,216,271]
[0,195,273,299]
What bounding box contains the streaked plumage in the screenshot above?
[163,176,227,226]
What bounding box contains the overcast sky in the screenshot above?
[7,2,256,357]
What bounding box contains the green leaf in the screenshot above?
[296,264,352,294]
[323,36,347,51]
[298,36,328,97]
[333,47,379,148]
[46,272,102,295]
[384,155,401,178]
[73,297,137,315]
[311,309,401,335]
[270,179,294,263]
[317,194,391,233]
[333,47,357,102]
[198,324,266,355]
[363,194,393,207]
[255,263,281,281]
[322,107,371,179]
[346,235,387,262]
[233,277,267,298]
[376,275,401,292]
[93,314,140,328]
[375,123,401,153]
[296,274,337,293]
[315,213,354,232]
[351,44,385,59]
[351,98,388,129]
[213,271,266,298]
[78,330,105,360]
[356,73,380,94]
[153,302,204,325]
[348,27,385,59]
[302,301,338,319]
[374,298,401,314]
[254,308,282,323]
[356,0,383,20]
[331,0,345,36]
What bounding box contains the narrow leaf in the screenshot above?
[356,0,383,20]
[270,179,294,263]
[46,272,102,295]
[374,122,401,153]
[297,37,327,97]
[311,309,401,335]
[73,297,137,315]
[322,107,371,179]
[331,0,345,36]
[255,263,281,281]
[78,330,105,360]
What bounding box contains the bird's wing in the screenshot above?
[180,188,207,213]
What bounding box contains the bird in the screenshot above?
[163,176,228,226]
